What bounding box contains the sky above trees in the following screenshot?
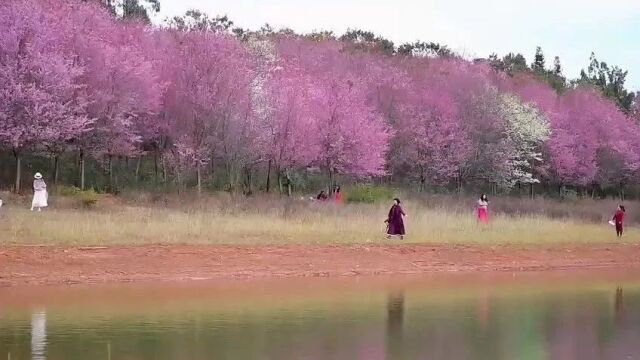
[155,0,640,91]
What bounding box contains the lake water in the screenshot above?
[1,272,639,360]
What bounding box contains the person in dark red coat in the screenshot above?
[613,205,626,237]
[386,198,406,239]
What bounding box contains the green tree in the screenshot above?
[544,56,567,93]
[532,46,545,73]
[553,56,562,75]
[305,30,336,42]
[98,0,160,23]
[397,41,455,58]
[168,10,234,33]
[578,52,635,112]
[339,29,395,55]
[488,52,528,74]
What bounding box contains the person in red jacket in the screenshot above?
[333,186,344,204]
[612,205,626,237]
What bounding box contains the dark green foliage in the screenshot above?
[305,30,336,42]
[56,184,81,196]
[99,0,160,23]
[488,52,529,74]
[577,52,636,112]
[488,48,569,92]
[553,56,562,75]
[532,46,545,73]
[168,10,235,33]
[53,185,98,208]
[345,184,394,203]
[397,41,455,58]
[78,188,99,208]
[339,29,395,55]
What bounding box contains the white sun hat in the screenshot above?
[34,172,43,179]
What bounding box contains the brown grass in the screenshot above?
[0,191,636,246]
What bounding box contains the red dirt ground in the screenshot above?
[1,243,640,286]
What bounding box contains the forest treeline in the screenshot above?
[1,0,639,199]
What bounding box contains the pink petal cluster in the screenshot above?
[2,0,639,192]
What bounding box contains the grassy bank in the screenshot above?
[0,192,636,246]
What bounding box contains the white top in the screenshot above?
[477,199,488,209]
[33,179,47,191]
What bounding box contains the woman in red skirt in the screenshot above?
[477,194,489,223]
[333,186,344,204]
[612,205,626,237]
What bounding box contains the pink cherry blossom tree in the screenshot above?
[293,39,390,188]
[164,30,256,193]
[0,0,92,192]
[253,37,320,193]
[3,0,640,198]
[389,58,472,189]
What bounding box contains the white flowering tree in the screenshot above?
[498,94,551,188]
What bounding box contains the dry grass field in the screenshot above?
[0,191,636,246]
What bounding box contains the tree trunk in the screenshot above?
[176,169,182,194]
[161,155,167,184]
[14,152,21,194]
[225,162,234,193]
[135,156,142,181]
[196,163,202,195]
[328,168,334,195]
[53,155,60,186]
[245,167,253,195]
[108,155,114,193]
[529,183,534,199]
[277,167,283,194]
[285,169,292,197]
[114,160,119,193]
[154,152,158,178]
[266,159,272,193]
[79,151,85,190]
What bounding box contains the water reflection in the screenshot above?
[386,292,404,360]
[30,311,46,360]
[615,286,624,322]
[606,286,640,359]
[1,280,639,360]
[475,292,490,331]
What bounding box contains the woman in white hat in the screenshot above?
[31,172,48,212]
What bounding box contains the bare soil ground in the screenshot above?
[1,243,640,287]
